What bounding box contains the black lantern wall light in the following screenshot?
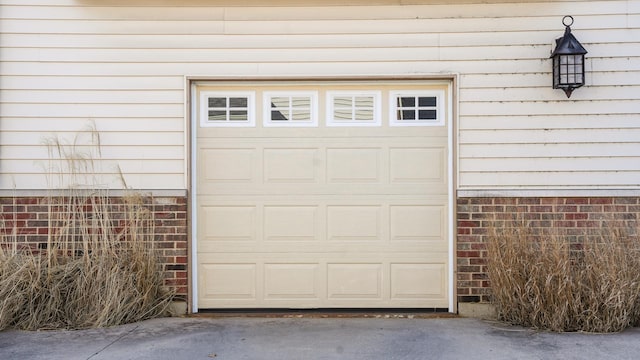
[550,16,588,98]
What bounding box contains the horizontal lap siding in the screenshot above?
[0,0,638,190]
[452,1,640,189]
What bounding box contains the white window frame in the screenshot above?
[263,91,318,127]
[326,91,382,127]
[199,91,255,127]
[389,90,445,127]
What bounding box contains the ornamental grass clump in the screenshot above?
[0,192,174,330]
[0,127,174,330]
[487,220,640,333]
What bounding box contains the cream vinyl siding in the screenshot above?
[1,0,639,190]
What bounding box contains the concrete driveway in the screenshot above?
[1,316,639,360]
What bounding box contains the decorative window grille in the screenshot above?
[263,92,318,127]
[389,91,445,127]
[326,91,381,127]
[200,91,255,127]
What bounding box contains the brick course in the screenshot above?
[0,195,188,300]
[456,197,640,303]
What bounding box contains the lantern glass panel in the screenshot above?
[556,54,584,86]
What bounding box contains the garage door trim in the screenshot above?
[188,76,456,313]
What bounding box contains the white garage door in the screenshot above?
[195,80,451,309]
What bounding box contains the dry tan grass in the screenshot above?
[487,219,640,332]
[0,127,174,330]
[0,192,174,330]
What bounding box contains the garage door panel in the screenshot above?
[197,126,450,140]
[198,138,448,194]
[263,148,320,183]
[264,263,321,300]
[196,82,450,309]
[390,205,446,242]
[327,205,383,242]
[390,147,447,184]
[199,263,257,300]
[198,199,448,253]
[264,205,319,242]
[197,255,448,308]
[198,184,447,196]
[200,148,256,183]
[327,263,383,300]
[199,205,257,243]
[326,147,383,183]
[391,263,447,300]
[199,242,448,255]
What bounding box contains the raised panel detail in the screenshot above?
[327,148,380,182]
[201,206,256,241]
[200,264,256,299]
[264,206,318,241]
[391,263,446,299]
[264,148,318,182]
[390,205,444,241]
[390,147,444,183]
[264,264,319,299]
[327,264,382,299]
[202,148,254,182]
[327,206,381,241]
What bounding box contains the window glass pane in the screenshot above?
[398,110,416,120]
[229,110,248,121]
[334,109,352,120]
[418,109,437,120]
[209,97,226,108]
[229,97,247,107]
[355,109,374,121]
[292,110,311,121]
[270,97,290,121]
[271,97,289,108]
[208,110,226,121]
[418,97,437,107]
[355,97,373,108]
[334,97,353,108]
[397,97,415,107]
[292,97,310,108]
[271,110,288,121]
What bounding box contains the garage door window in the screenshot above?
[200,91,255,127]
[389,91,444,127]
[326,91,381,127]
[264,92,318,127]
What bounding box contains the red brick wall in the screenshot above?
[0,195,188,300]
[456,197,640,303]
